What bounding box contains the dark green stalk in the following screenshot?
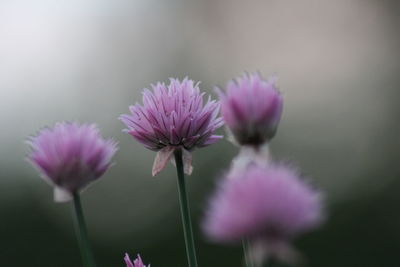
[72,192,96,267]
[174,149,198,267]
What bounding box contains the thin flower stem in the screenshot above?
[72,192,97,267]
[242,239,254,267]
[174,149,199,267]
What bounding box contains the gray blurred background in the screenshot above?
[1,0,399,266]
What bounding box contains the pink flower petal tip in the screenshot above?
[124,253,149,267]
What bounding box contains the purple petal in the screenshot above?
[124,253,134,267]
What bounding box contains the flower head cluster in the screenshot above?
[27,122,118,202]
[218,73,283,146]
[125,254,149,267]
[203,163,323,245]
[120,78,223,175]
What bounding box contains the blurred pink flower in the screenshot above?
[27,122,118,202]
[203,163,324,264]
[124,253,149,267]
[120,78,223,176]
[218,73,283,146]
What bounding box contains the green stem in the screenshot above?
[72,192,96,267]
[174,149,198,267]
[242,239,254,267]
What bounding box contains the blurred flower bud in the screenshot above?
[218,73,283,146]
[27,122,118,202]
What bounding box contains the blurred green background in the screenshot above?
[1,0,400,266]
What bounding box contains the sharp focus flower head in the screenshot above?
[218,72,283,146]
[203,163,323,244]
[27,122,118,202]
[120,77,223,176]
[125,253,149,267]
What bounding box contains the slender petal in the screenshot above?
[125,253,149,267]
[124,254,134,267]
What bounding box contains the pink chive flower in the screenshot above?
[218,73,283,146]
[27,122,118,202]
[124,253,149,267]
[203,163,323,263]
[120,78,223,176]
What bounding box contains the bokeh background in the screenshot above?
[1,0,400,266]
